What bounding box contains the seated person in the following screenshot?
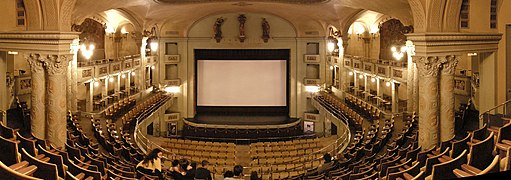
[317,153,334,174]
[136,148,164,179]
[225,165,244,180]
[195,160,212,180]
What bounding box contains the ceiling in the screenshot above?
[72,0,412,33]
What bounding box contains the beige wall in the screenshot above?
[0,0,24,31]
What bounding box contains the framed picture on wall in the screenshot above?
[304,121,314,134]
[167,122,178,137]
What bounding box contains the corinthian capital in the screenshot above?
[26,54,45,73]
[416,56,442,77]
[440,55,459,75]
[45,55,70,76]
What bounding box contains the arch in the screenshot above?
[40,0,59,30]
[23,0,43,30]
[59,0,77,31]
[408,0,426,32]
[442,0,463,32]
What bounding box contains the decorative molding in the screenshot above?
[45,55,70,76]
[0,31,79,54]
[304,113,319,121]
[440,55,459,75]
[416,56,442,77]
[406,33,502,56]
[26,54,46,73]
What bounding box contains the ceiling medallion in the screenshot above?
[154,0,330,4]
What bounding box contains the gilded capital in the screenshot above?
[45,55,70,76]
[440,55,459,75]
[26,54,45,73]
[416,56,442,77]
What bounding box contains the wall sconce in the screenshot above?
[348,71,354,76]
[385,81,391,87]
[327,27,341,56]
[370,32,379,39]
[144,26,159,53]
[80,40,95,60]
[109,76,114,83]
[371,77,376,83]
[121,73,126,79]
[391,45,407,60]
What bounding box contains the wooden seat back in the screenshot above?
[0,160,41,180]
[478,155,500,175]
[416,146,435,167]
[468,132,495,170]
[36,145,65,178]
[430,150,468,180]
[0,122,17,139]
[20,148,58,180]
[451,133,470,158]
[0,135,20,166]
[424,147,450,176]
[471,123,488,142]
[16,132,37,157]
[67,159,101,180]
[496,122,511,143]
[387,161,420,180]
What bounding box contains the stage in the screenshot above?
[190,114,295,125]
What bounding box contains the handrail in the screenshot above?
[479,98,511,120]
[183,118,300,129]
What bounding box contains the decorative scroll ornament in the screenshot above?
[213,17,225,43]
[416,56,442,77]
[440,55,459,75]
[27,54,45,73]
[261,18,270,43]
[45,55,70,76]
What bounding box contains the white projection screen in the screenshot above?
[197,60,286,106]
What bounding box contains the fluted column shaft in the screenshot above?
[440,56,458,141]
[416,56,442,150]
[27,54,46,139]
[45,55,70,148]
[413,63,419,113]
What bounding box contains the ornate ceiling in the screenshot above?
[154,0,331,4]
[72,0,413,34]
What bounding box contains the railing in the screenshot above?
[133,95,174,155]
[479,98,511,122]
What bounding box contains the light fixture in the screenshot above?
[131,71,136,76]
[8,51,18,55]
[121,74,126,79]
[93,81,99,87]
[109,77,114,82]
[391,45,406,60]
[371,77,376,83]
[386,81,391,87]
[467,53,478,56]
[151,65,155,70]
[348,72,353,76]
[359,74,364,79]
[327,27,341,56]
[120,27,129,38]
[329,66,334,70]
[164,86,180,93]
[80,43,95,59]
[305,85,320,93]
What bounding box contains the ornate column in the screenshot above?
[416,56,442,150]
[45,55,70,148]
[413,63,419,113]
[439,55,458,141]
[392,82,399,113]
[26,54,46,140]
